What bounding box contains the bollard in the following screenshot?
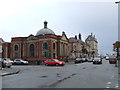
[115,64,117,67]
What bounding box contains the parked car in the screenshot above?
[87,57,93,62]
[93,57,102,64]
[14,59,29,65]
[81,58,87,62]
[74,58,83,64]
[0,58,13,68]
[109,58,117,64]
[44,59,65,66]
[105,56,110,60]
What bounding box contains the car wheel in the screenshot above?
[55,63,59,66]
[45,64,49,66]
[7,66,11,68]
[2,65,5,68]
[21,62,24,65]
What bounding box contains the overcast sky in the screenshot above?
[0,0,118,55]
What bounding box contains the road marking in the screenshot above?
[106,86,110,88]
[115,85,119,88]
[105,82,111,88]
[111,76,114,78]
[115,83,119,88]
[107,82,111,85]
[75,64,82,65]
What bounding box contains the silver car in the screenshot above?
[0,58,13,68]
[87,57,94,62]
[14,59,29,65]
[93,57,102,64]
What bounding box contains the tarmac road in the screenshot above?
[2,59,119,89]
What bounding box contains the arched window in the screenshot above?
[53,43,55,49]
[29,44,34,57]
[14,45,18,51]
[43,42,48,50]
[14,45,18,57]
[63,44,65,56]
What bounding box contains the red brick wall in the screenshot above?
[2,34,69,62]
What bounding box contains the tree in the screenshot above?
[113,41,120,67]
[113,41,120,59]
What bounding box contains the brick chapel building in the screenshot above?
[2,21,69,64]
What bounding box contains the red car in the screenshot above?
[44,59,65,66]
[109,58,117,64]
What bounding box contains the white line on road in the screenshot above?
[111,76,114,78]
[107,82,111,85]
[106,86,110,88]
[106,82,111,88]
[115,85,119,88]
[115,83,119,88]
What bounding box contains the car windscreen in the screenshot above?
[15,60,20,61]
[82,58,86,60]
[94,58,101,60]
[89,58,93,59]
[3,59,11,61]
[54,60,59,61]
[76,58,81,60]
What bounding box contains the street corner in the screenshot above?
[0,67,20,76]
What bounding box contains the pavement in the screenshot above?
[0,67,20,76]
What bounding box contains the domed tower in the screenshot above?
[36,21,55,36]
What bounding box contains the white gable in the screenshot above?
[27,35,38,40]
[61,34,67,41]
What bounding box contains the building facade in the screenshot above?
[2,21,69,63]
[69,33,98,58]
[2,21,98,63]
[0,38,4,58]
[85,33,98,57]
[69,34,83,58]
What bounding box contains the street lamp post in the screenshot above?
[115,2,120,89]
[115,1,120,65]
